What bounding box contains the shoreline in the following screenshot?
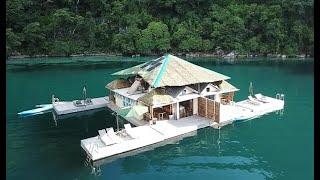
[7,52,312,60]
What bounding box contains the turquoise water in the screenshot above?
[6,56,314,180]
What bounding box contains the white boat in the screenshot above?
[18,104,53,116]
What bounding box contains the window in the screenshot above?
[123,97,135,107]
[123,97,127,107]
[206,87,210,92]
[181,89,187,95]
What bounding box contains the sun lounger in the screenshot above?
[124,123,132,130]
[85,98,93,105]
[106,128,123,143]
[124,124,139,139]
[98,129,116,146]
[254,93,269,103]
[247,96,260,105]
[73,100,85,107]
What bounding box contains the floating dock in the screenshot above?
[81,95,284,162]
[53,97,108,115]
[218,95,285,126]
[81,116,212,161]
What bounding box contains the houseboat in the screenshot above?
[81,54,284,162]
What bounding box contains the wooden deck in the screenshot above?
[53,97,108,115]
[81,115,212,161]
[219,95,285,125]
[81,95,284,162]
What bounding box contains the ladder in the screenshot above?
[91,166,102,176]
[84,143,98,167]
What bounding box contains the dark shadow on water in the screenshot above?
[191,59,314,75]
[6,61,142,72]
[7,57,313,76]
[52,108,107,121]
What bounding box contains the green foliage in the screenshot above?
[6,0,314,57]
[22,22,45,55]
[137,22,170,54]
[6,28,21,57]
[51,41,73,56]
[112,25,142,54]
[245,37,260,54]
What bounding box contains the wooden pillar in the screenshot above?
[176,102,180,119]
[193,98,198,115]
[213,101,215,121]
[150,106,153,119]
[205,98,208,118]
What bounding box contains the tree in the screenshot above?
[5,0,314,57]
[245,37,260,55]
[137,21,170,54]
[112,25,141,55]
[6,28,21,57]
[22,22,45,55]
[211,15,246,52]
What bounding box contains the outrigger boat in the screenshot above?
[18,104,53,117]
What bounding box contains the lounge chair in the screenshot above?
[124,123,132,130]
[106,128,123,143]
[247,96,260,105]
[124,124,139,139]
[73,100,84,107]
[98,129,116,146]
[85,98,93,104]
[255,93,269,103]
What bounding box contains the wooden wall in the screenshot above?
[198,97,220,123]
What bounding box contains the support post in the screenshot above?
[176,102,180,120]
[213,101,215,121]
[150,106,153,120]
[205,98,208,118]
[116,114,119,132]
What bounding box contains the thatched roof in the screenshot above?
[219,81,239,92]
[112,54,230,88]
[105,79,131,90]
[137,88,174,106]
[165,86,185,98]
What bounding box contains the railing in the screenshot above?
[275,93,285,116]
[84,143,98,167]
[276,93,285,101]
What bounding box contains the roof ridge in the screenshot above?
[152,54,169,88]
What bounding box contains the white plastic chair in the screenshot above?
[124,123,132,130]
[106,128,123,143]
[247,96,260,105]
[98,129,116,146]
[124,124,139,139]
[255,93,269,103]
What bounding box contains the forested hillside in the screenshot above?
[6,0,314,57]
